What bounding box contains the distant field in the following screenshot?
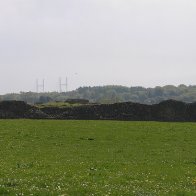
[0,120,195,195]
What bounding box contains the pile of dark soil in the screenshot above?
[0,101,49,119]
[1,100,196,122]
[42,100,196,122]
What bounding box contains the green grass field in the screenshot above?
[0,120,195,195]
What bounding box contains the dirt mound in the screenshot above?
[1,100,196,121]
[151,100,188,121]
[41,99,196,122]
[0,101,49,119]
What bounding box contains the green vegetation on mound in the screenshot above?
[36,102,82,109]
[0,120,195,195]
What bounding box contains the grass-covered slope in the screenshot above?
[0,120,195,195]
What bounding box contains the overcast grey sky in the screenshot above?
[0,0,196,94]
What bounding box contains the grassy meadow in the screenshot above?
[0,120,195,195]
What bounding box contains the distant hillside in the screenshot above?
[1,84,196,104]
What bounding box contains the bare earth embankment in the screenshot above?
[1,100,196,121]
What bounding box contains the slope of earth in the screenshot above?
[0,101,49,119]
[41,100,196,122]
[1,100,196,121]
[0,120,195,195]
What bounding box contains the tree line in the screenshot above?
[1,84,196,105]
